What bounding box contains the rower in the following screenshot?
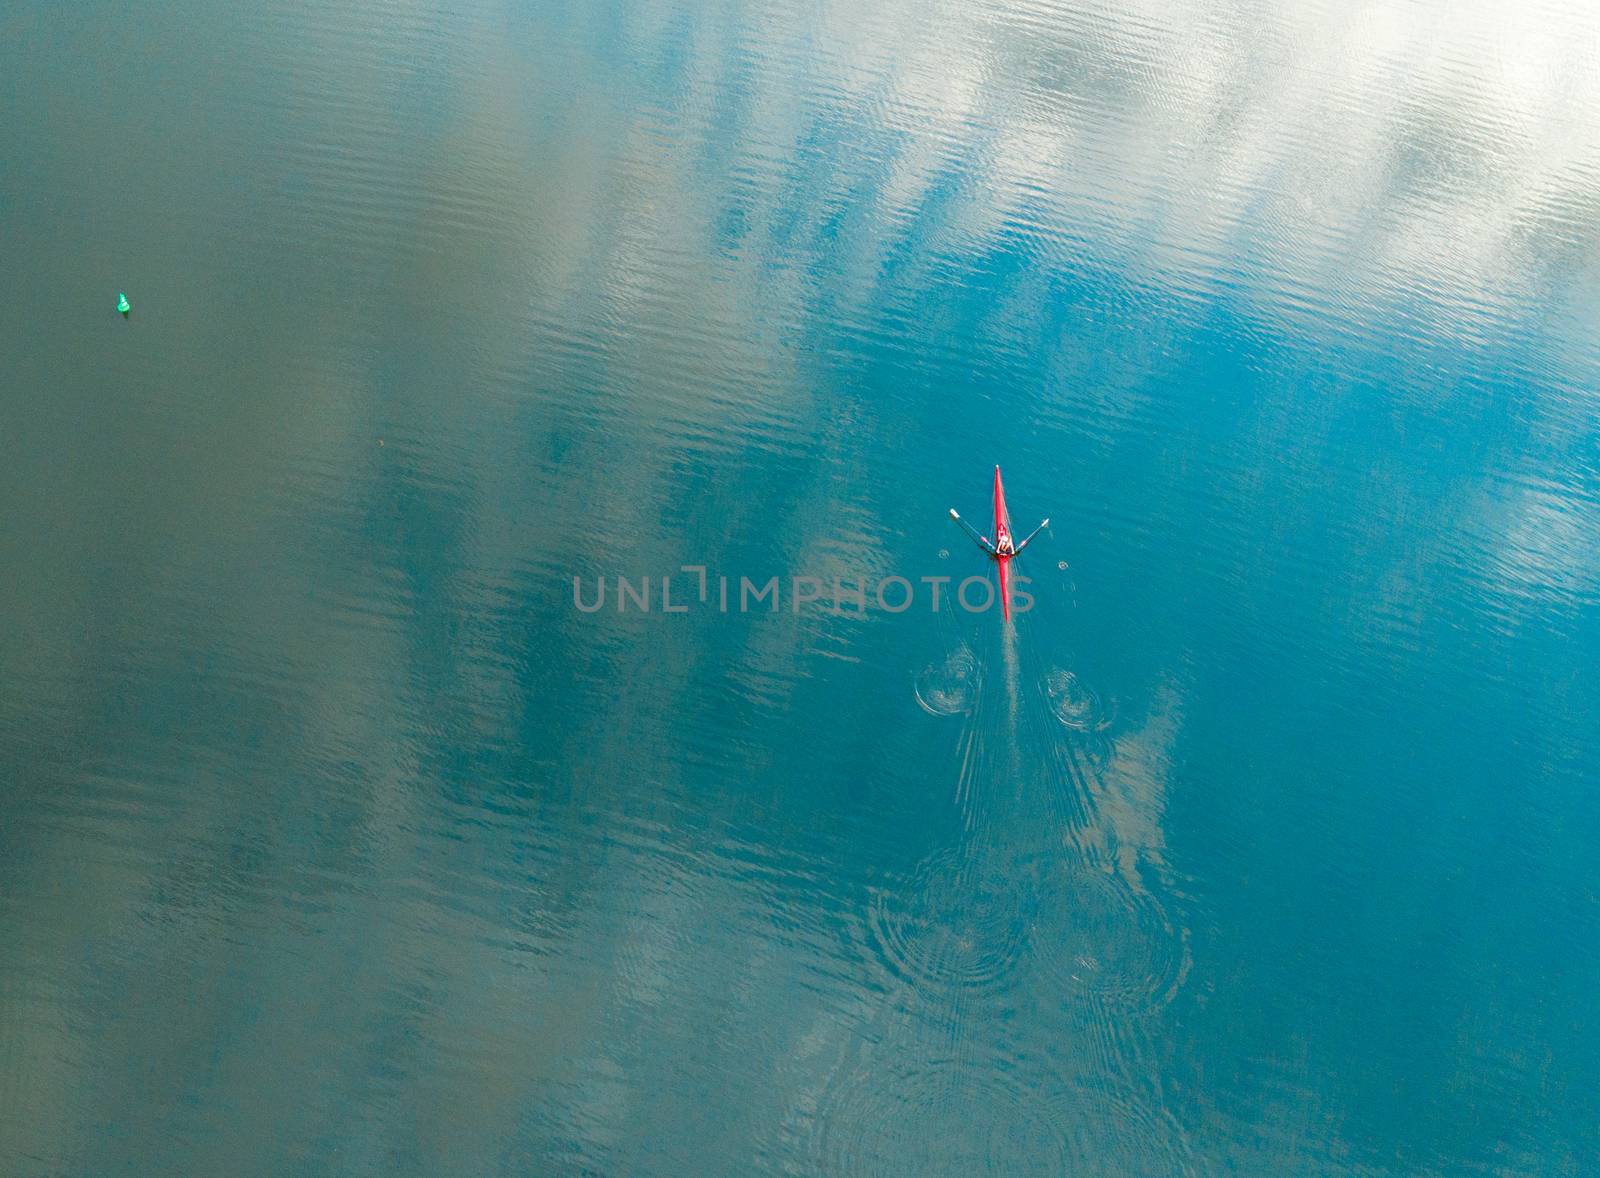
[948,508,1045,558]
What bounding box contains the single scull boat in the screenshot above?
[949,466,1049,620]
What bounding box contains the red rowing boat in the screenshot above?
[993,466,1015,619]
[949,466,1048,620]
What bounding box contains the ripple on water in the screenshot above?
[809,1055,1071,1177]
[806,1050,1193,1177]
[915,645,979,716]
[1022,853,1188,1015]
[1078,729,1116,774]
[1044,669,1107,731]
[865,846,1034,1004]
[1033,1077,1197,1177]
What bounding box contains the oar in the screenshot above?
[948,509,997,555]
[1014,518,1050,553]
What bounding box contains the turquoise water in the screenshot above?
[5,0,1600,1172]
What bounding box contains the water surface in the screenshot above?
[4,0,1600,1173]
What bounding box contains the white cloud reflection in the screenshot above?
[845,0,1600,343]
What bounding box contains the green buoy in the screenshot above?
[117,291,130,317]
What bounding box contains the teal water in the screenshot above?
[5,0,1600,1173]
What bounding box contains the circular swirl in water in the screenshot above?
[1044,669,1101,731]
[1031,1075,1197,1176]
[864,846,1035,1003]
[807,1053,1071,1177]
[915,646,978,716]
[1022,853,1188,1015]
[1067,728,1115,775]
